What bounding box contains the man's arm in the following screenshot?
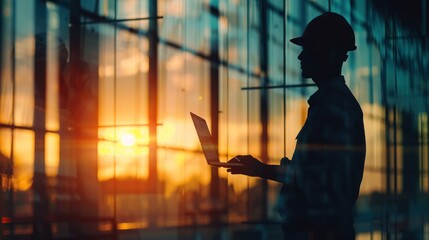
[227,155,295,184]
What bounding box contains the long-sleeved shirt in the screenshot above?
[278,76,366,238]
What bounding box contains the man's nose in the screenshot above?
[298,51,303,60]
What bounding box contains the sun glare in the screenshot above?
[120,133,136,147]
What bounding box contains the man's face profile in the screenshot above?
[298,46,325,79]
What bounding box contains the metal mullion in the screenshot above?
[77,16,163,25]
[241,83,316,90]
[0,124,59,134]
[98,123,161,128]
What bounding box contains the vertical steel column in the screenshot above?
[422,113,429,194]
[0,0,2,104]
[423,0,427,37]
[69,1,81,64]
[391,16,399,240]
[148,0,159,227]
[148,0,158,191]
[68,0,81,235]
[402,112,420,196]
[33,1,50,239]
[420,1,429,236]
[381,10,392,239]
[258,0,269,220]
[70,0,100,234]
[7,1,16,237]
[209,0,221,225]
[0,1,3,238]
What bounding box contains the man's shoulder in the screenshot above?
[324,84,362,113]
[316,92,363,128]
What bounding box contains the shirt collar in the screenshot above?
[307,76,346,106]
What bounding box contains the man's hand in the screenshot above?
[227,155,266,177]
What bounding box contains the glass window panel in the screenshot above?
[13,129,34,191]
[0,128,12,159]
[98,126,149,179]
[1,0,429,238]
[115,31,149,125]
[14,0,36,127]
[0,1,14,125]
[160,50,210,147]
[45,132,59,177]
[159,0,184,46]
[218,70,250,159]
[45,32,61,131]
[267,5,285,86]
[116,0,149,20]
[267,89,286,162]
[98,139,115,181]
[98,24,116,127]
[80,0,102,15]
[247,88,261,157]
[97,23,149,127]
[160,0,211,55]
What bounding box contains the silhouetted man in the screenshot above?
[227,12,366,240]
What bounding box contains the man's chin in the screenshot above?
[301,72,311,79]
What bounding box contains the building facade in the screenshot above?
[0,0,428,239]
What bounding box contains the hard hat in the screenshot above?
[290,12,357,51]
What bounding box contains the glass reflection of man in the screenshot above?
[227,12,366,240]
[35,33,99,237]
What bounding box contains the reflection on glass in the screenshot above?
[0,0,428,239]
[45,132,59,177]
[13,130,34,191]
[98,127,149,180]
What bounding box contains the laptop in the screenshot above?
[190,112,243,168]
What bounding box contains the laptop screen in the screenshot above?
[190,113,219,164]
